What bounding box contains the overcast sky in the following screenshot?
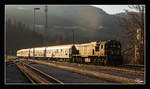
[6,5,140,15]
[91,5,138,14]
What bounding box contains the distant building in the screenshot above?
[135,28,144,64]
[136,28,144,44]
[137,29,141,40]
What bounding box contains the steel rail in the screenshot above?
[37,60,144,76]
[15,62,36,84]
[21,61,64,85]
[15,61,53,84]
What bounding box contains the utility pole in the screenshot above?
[33,8,40,59]
[45,5,48,45]
[34,8,40,31]
[72,29,74,45]
[44,5,48,58]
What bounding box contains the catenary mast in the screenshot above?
[45,5,48,45]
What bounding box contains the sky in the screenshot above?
[6,5,139,15]
[91,5,138,14]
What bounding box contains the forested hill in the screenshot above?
[5,6,130,56]
[6,18,44,55]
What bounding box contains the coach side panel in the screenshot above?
[46,48,71,58]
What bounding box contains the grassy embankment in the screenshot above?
[5,56,17,62]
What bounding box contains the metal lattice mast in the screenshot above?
[45,5,48,45]
[44,5,48,57]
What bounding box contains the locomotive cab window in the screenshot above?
[101,45,103,49]
[95,44,100,51]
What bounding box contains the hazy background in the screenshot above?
[5,5,134,55]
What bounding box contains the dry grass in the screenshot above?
[5,56,17,62]
[43,60,144,76]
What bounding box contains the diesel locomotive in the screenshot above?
[17,40,123,65]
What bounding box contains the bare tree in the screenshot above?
[117,5,145,65]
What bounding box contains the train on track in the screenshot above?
[17,40,123,65]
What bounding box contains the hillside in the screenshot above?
[5,5,129,55]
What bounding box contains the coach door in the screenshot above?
[92,49,94,55]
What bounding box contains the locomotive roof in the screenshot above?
[46,44,73,49]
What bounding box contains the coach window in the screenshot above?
[65,51,68,55]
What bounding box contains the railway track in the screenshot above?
[27,60,144,84]
[12,59,144,84]
[14,60,113,84]
[14,61,64,85]
[41,60,144,76]
[20,59,144,73]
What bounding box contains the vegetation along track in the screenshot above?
[118,64,144,71]
[14,61,64,85]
